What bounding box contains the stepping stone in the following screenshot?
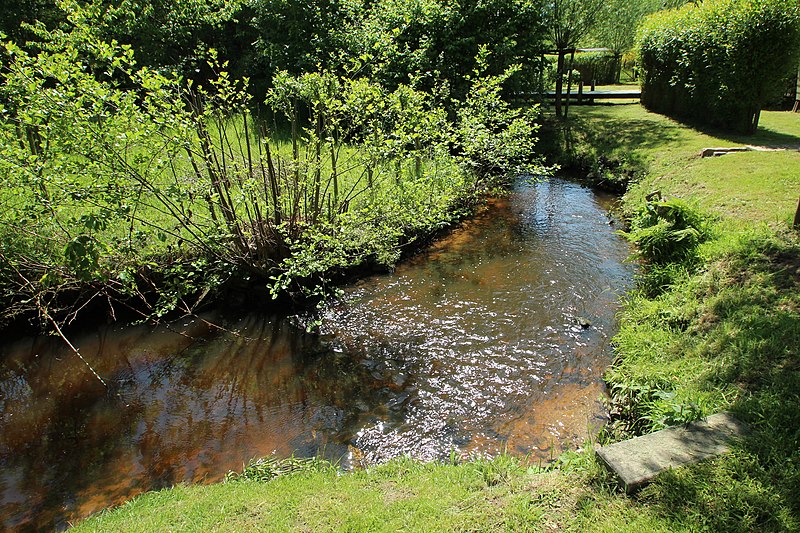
[596,413,748,493]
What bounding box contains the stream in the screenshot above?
[0,178,634,531]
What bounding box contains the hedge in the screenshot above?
[572,51,619,85]
[638,0,800,134]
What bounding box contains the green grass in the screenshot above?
[71,453,709,533]
[72,457,568,532]
[557,105,800,226]
[568,104,800,530]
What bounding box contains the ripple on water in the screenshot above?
[319,178,634,463]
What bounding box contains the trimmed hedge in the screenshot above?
[572,51,619,85]
[638,0,800,134]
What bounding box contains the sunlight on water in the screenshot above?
[319,179,634,463]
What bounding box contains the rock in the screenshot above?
[596,412,748,493]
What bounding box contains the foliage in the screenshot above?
[592,0,660,56]
[0,6,545,328]
[0,0,64,43]
[571,50,619,85]
[638,0,800,133]
[347,0,549,99]
[547,0,605,116]
[624,197,711,265]
[267,51,547,299]
[97,0,248,78]
[548,0,604,52]
[250,0,360,85]
[584,0,663,83]
[454,47,545,182]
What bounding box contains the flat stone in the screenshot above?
[596,413,748,493]
[700,147,752,158]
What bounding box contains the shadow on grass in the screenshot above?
[632,104,800,149]
[636,233,800,532]
[556,104,800,156]
[693,123,800,150]
[539,107,686,181]
[554,112,684,186]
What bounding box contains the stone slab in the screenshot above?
[596,413,748,493]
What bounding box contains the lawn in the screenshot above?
[562,105,800,227]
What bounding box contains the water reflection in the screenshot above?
[0,317,390,531]
[0,178,634,531]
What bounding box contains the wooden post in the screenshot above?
[793,197,800,229]
[794,67,800,113]
[578,81,584,104]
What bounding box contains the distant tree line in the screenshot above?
[0,0,705,106]
[0,0,556,102]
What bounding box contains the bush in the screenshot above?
[624,197,710,265]
[638,0,800,134]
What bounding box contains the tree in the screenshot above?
[0,0,64,43]
[591,0,661,82]
[639,0,800,133]
[348,0,549,100]
[249,0,362,93]
[547,0,604,117]
[95,0,250,82]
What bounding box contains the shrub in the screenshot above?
[638,0,800,134]
[624,197,710,265]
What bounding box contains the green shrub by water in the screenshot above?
[0,12,544,330]
[624,197,710,266]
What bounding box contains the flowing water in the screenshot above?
[0,178,634,531]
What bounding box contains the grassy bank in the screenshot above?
[69,453,714,532]
[73,105,800,531]
[574,105,800,530]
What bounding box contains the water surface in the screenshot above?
[0,178,634,531]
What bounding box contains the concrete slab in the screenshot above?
[596,413,748,493]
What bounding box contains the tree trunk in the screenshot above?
[565,49,575,118]
[749,108,761,134]
[794,196,800,230]
[555,50,565,117]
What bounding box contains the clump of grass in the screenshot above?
[624,197,711,264]
[225,455,335,483]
